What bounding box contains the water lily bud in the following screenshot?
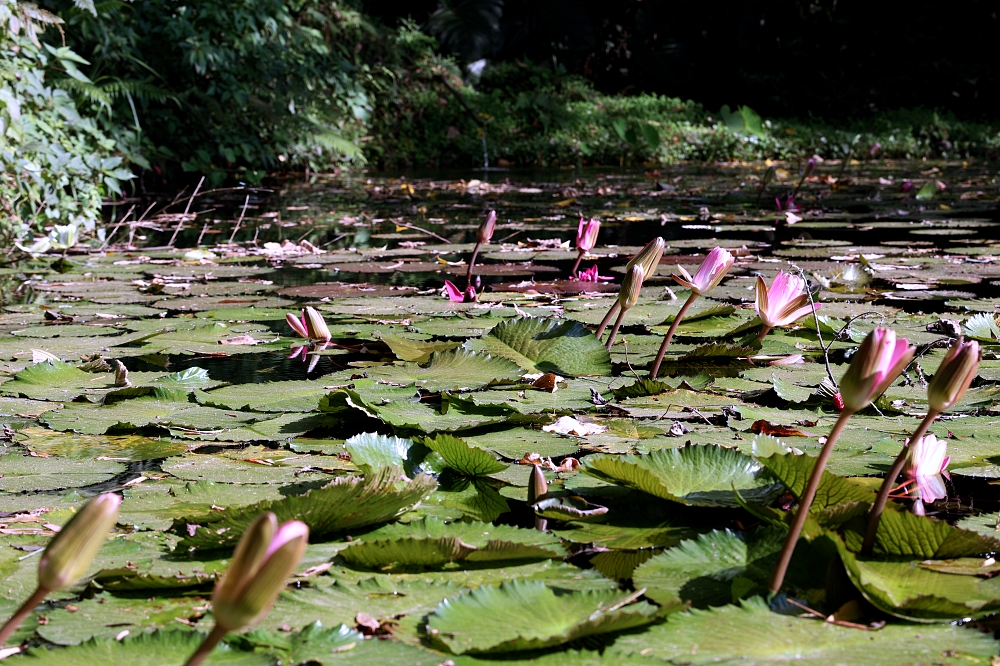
[754,271,820,330]
[927,337,979,413]
[527,465,548,505]
[477,210,497,243]
[38,493,121,592]
[803,158,816,179]
[625,237,666,279]
[575,217,600,253]
[285,310,309,339]
[618,265,644,310]
[672,246,734,296]
[212,513,309,632]
[838,327,915,413]
[303,306,331,342]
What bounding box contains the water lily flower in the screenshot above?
[927,337,979,413]
[900,179,914,193]
[186,513,308,666]
[574,264,613,282]
[285,307,331,343]
[775,195,800,212]
[672,247,735,296]
[838,327,915,413]
[444,279,477,303]
[570,217,601,277]
[604,265,644,349]
[596,237,665,338]
[0,494,121,645]
[901,434,950,508]
[754,271,821,340]
[649,247,735,378]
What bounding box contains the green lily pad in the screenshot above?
[19,630,274,664]
[427,580,659,654]
[0,454,125,492]
[368,350,521,391]
[470,317,611,377]
[423,433,508,476]
[581,445,782,507]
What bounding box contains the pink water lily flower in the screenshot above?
[672,247,734,296]
[574,264,613,282]
[444,279,477,303]
[775,195,800,212]
[902,434,950,506]
[755,271,820,339]
[576,217,600,253]
[838,327,915,413]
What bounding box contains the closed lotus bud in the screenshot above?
[286,310,309,339]
[625,237,666,279]
[303,307,331,342]
[38,493,120,592]
[575,217,600,253]
[618,265,644,310]
[477,210,497,243]
[527,465,548,505]
[927,337,979,413]
[803,158,816,179]
[212,513,309,632]
[839,327,915,413]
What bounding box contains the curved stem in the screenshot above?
[595,301,620,339]
[605,308,627,351]
[649,293,698,379]
[185,624,229,666]
[0,586,49,646]
[757,325,772,343]
[465,241,483,289]
[570,250,585,279]
[769,410,854,592]
[860,409,940,555]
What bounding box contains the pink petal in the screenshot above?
[443,280,465,302]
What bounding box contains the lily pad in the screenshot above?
[470,317,611,377]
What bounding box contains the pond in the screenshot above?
[0,161,998,663]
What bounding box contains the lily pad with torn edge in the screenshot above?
[469,316,612,377]
[175,466,437,551]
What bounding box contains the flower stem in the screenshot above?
[0,586,49,646]
[769,410,853,592]
[184,624,229,666]
[465,241,483,289]
[595,301,620,339]
[649,293,698,379]
[860,409,940,555]
[570,250,585,279]
[605,308,627,350]
[757,325,772,342]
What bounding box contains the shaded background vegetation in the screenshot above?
[1,0,998,240]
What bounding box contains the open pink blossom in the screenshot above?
[576,217,600,253]
[755,272,820,334]
[902,434,950,505]
[574,264,613,282]
[838,327,915,413]
[672,247,734,296]
[444,280,477,303]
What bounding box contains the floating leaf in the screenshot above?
[427,580,658,654]
[472,317,611,377]
[19,630,273,664]
[368,349,521,391]
[175,467,436,550]
[378,333,461,363]
[422,433,508,476]
[581,445,782,507]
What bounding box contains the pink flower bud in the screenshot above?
[618,265,644,310]
[302,307,331,342]
[212,513,309,632]
[754,272,820,330]
[575,217,600,253]
[443,280,477,302]
[38,494,120,592]
[625,237,666,279]
[838,327,915,413]
[285,310,309,339]
[477,210,497,243]
[927,337,979,413]
[672,247,734,296]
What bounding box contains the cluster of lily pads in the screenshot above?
[0,164,999,663]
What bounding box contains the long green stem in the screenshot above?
[185,624,229,666]
[605,308,627,350]
[465,241,483,289]
[757,325,772,343]
[649,293,697,379]
[595,301,620,339]
[570,250,585,278]
[769,410,853,592]
[860,409,940,555]
[0,586,49,646]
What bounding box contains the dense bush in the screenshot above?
[0,0,131,243]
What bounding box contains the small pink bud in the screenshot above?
[672,246,734,296]
[285,311,309,339]
[478,210,497,243]
[575,217,600,253]
[927,337,979,413]
[838,327,915,413]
